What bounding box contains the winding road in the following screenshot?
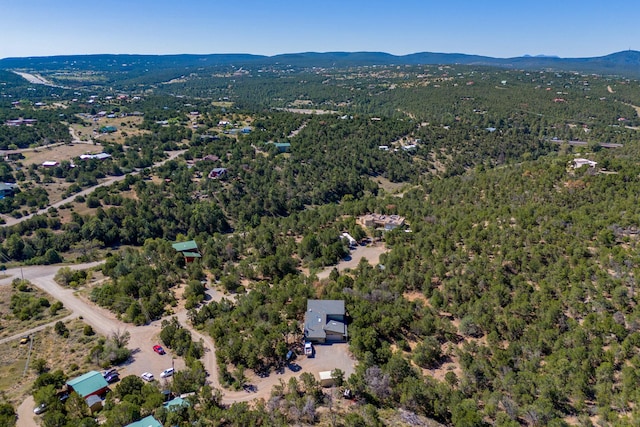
[2,258,355,424]
[1,136,356,420]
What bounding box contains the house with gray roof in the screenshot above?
[304,300,347,343]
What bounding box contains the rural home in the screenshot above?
[5,118,37,126]
[0,182,18,199]
[99,125,117,133]
[124,415,163,427]
[304,299,348,343]
[79,153,112,160]
[267,141,291,153]
[172,240,201,263]
[572,158,597,168]
[359,213,405,230]
[163,397,191,412]
[42,161,59,168]
[66,371,109,399]
[208,167,227,179]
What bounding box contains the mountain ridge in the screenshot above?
[1,50,638,77]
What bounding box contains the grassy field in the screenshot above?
[0,318,102,405]
[0,284,71,340]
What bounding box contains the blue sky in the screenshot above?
[1,0,636,59]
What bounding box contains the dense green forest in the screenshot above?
[2,60,640,426]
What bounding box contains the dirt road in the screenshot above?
[1,261,357,406]
[0,149,186,227]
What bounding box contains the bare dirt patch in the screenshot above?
[315,243,388,279]
[21,144,98,167]
[371,176,411,195]
[0,319,103,405]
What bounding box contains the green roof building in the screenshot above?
[163,397,190,412]
[172,240,198,252]
[66,371,109,398]
[124,415,163,427]
[267,141,291,153]
[99,125,117,133]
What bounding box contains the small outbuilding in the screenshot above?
[318,371,335,387]
[84,394,103,414]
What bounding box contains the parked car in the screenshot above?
[153,345,165,355]
[160,367,174,378]
[102,368,117,378]
[141,372,154,382]
[105,373,119,383]
[304,342,313,357]
[33,403,47,415]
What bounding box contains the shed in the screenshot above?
[42,161,59,168]
[318,371,335,387]
[66,371,109,399]
[84,394,103,414]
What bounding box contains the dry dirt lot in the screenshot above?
[70,115,147,145]
[20,143,100,167]
[315,243,388,279]
[0,318,103,405]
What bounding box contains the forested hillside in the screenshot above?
[1,58,640,426]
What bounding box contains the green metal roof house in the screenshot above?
[66,371,109,398]
[172,240,200,264]
[124,415,163,427]
[172,240,198,252]
[99,125,117,133]
[163,396,191,412]
[268,141,291,153]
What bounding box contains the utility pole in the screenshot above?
[23,335,34,376]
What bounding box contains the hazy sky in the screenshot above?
[1,0,636,59]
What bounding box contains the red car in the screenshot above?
[153,345,165,355]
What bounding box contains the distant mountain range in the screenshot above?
[1,50,639,77]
